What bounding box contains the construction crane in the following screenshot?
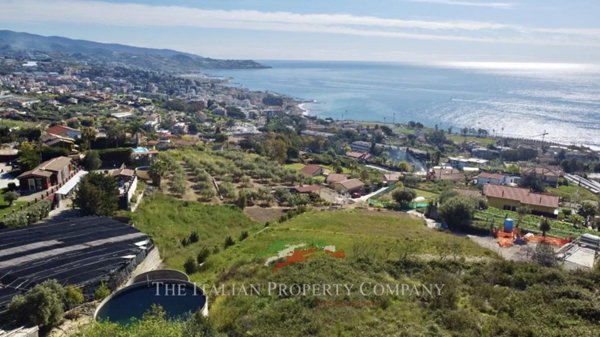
[533,130,549,145]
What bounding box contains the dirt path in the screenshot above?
[244,206,288,223]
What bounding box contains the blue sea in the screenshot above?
[207,60,600,149]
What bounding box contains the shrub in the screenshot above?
[184,256,198,274]
[83,150,102,170]
[4,190,19,205]
[8,280,66,328]
[189,231,199,244]
[97,148,132,165]
[533,242,558,267]
[197,247,211,264]
[65,285,84,309]
[239,231,249,241]
[223,236,235,249]
[74,173,119,216]
[1,200,51,227]
[94,282,111,301]
[392,189,416,208]
[439,196,475,231]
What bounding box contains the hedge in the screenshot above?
[1,200,52,228]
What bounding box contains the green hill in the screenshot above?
[87,194,600,337]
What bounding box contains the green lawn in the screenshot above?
[411,188,439,200]
[128,193,259,279]
[0,119,39,129]
[284,163,305,171]
[130,194,496,284]
[377,186,438,203]
[547,184,599,203]
[0,189,26,217]
[447,134,497,146]
[93,194,600,337]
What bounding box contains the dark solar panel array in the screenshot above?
[0,217,153,313]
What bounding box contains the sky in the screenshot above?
[1,0,600,64]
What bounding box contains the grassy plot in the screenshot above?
[111,195,600,337]
[447,134,497,146]
[128,193,259,274]
[0,189,26,217]
[547,184,599,203]
[207,210,598,337]
[196,209,497,283]
[474,207,597,238]
[130,194,496,283]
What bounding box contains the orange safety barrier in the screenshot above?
[525,235,569,247]
[497,237,514,247]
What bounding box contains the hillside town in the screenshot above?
[1,53,600,336]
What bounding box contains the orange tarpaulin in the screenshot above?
[525,235,569,247]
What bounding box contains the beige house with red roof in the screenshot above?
[326,173,348,184]
[483,184,559,216]
[333,178,365,194]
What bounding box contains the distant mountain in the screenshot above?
[0,30,268,72]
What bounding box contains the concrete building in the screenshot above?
[559,234,600,270]
[447,156,489,170]
[350,141,372,153]
[472,147,499,160]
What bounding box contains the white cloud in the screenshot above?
[409,0,516,9]
[0,0,599,47]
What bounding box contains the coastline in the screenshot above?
[208,61,600,151]
[209,69,599,151]
[293,99,598,151]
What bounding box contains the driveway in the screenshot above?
[0,163,19,189]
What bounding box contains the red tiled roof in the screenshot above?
[300,164,322,176]
[478,172,505,180]
[335,179,365,190]
[17,156,72,179]
[483,185,559,209]
[293,185,321,193]
[521,166,562,177]
[47,125,80,137]
[326,173,348,184]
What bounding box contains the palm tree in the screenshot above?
[81,127,96,150]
